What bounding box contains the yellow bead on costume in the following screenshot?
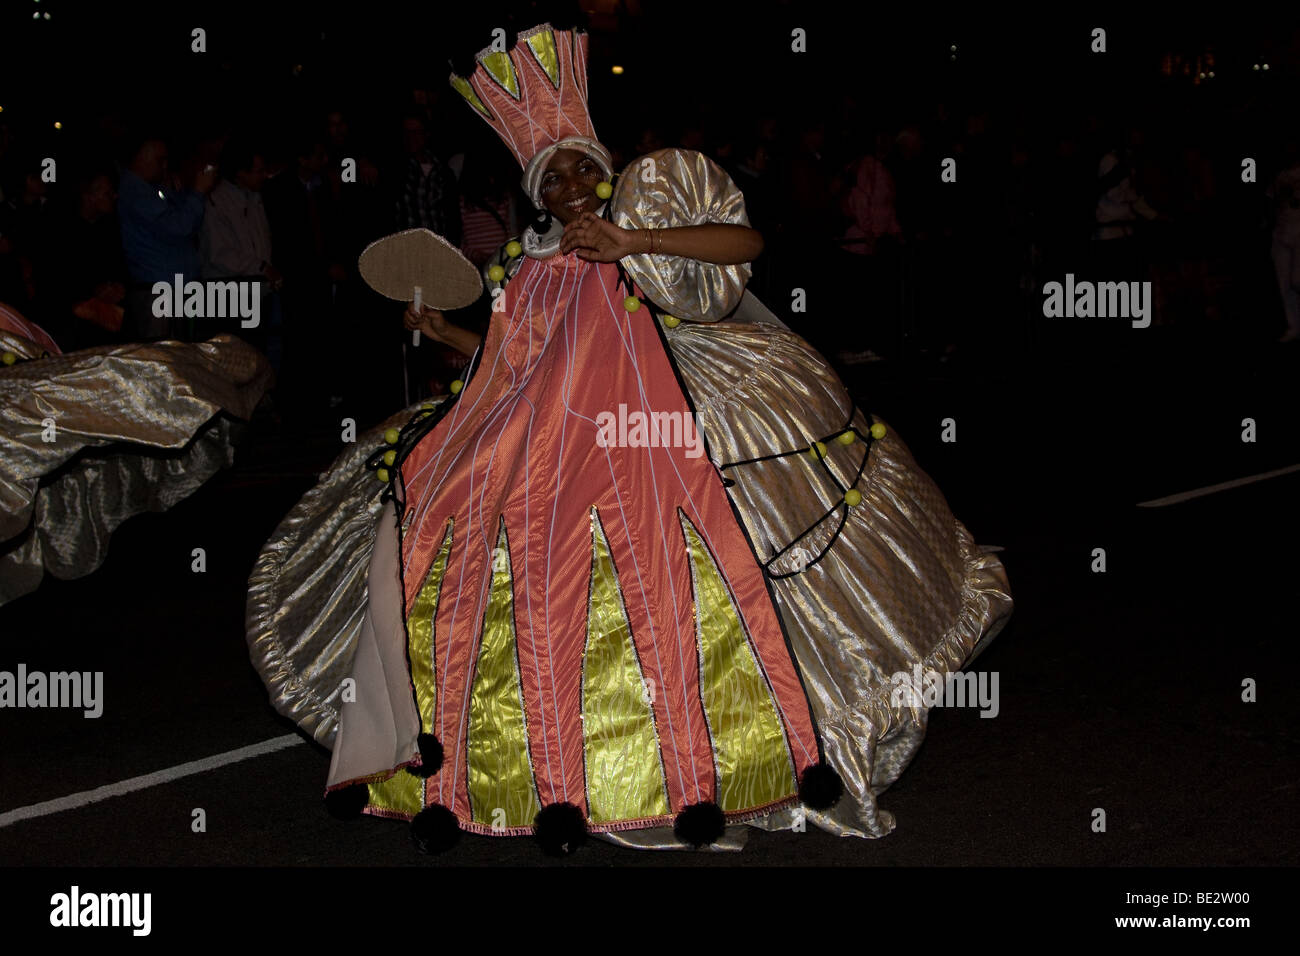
[384,428,400,445]
[844,489,862,507]
[870,423,886,440]
[377,468,390,483]
[1,352,16,366]
[488,264,506,282]
[505,240,522,258]
[383,450,396,467]
[595,181,613,199]
[837,430,855,445]
[450,380,463,394]
[662,315,681,329]
[808,441,827,459]
[624,296,640,312]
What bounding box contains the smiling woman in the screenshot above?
[540,149,604,221]
[247,20,1012,857]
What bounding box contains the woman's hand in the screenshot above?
[560,213,634,262]
[404,302,483,359]
[558,214,765,265]
[404,302,448,340]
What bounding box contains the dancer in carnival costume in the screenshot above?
[246,22,1012,854]
[1,302,272,606]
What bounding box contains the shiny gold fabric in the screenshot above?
[1,335,272,607]
[525,28,561,87]
[245,398,448,746]
[450,75,492,120]
[680,511,797,812]
[365,755,426,817]
[610,148,751,322]
[480,50,520,99]
[410,518,453,736]
[582,507,670,824]
[466,518,541,828]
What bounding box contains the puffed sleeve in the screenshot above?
[609,147,751,322]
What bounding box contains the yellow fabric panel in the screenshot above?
[367,767,426,817]
[364,517,453,817]
[680,511,796,812]
[466,518,541,828]
[409,518,452,735]
[479,50,520,99]
[450,75,492,119]
[525,29,560,88]
[582,507,670,823]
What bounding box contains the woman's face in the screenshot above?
[540,148,604,224]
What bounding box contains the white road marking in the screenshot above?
[0,734,305,829]
[1137,463,1300,508]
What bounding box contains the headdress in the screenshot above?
[449,23,613,209]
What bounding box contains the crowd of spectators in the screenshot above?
[0,89,1295,425]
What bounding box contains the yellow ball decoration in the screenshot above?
[870,423,886,440]
[377,467,390,483]
[449,379,463,395]
[487,264,506,282]
[421,402,435,410]
[382,450,396,467]
[1,351,16,366]
[808,441,827,459]
[837,430,856,445]
[384,427,400,445]
[844,489,862,507]
[505,240,522,258]
[624,296,641,312]
[595,181,613,200]
[662,315,681,328]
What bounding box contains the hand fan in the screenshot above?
[358,228,482,345]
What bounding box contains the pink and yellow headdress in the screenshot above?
[449,23,613,208]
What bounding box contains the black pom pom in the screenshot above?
[410,804,461,855]
[799,762,844,811]
[405,733,444,778]
[673,801,726,848]
[533,802,588,857]
[324,783,368,820]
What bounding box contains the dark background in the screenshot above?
[0,0,1297,881]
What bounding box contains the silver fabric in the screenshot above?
[594,825,749,852]
[245,401,446,747]
[1,335,273,607]
[0,330,52,362]
[667,320,1013,838]
[731,289,790,329]
[610,148,752,321]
